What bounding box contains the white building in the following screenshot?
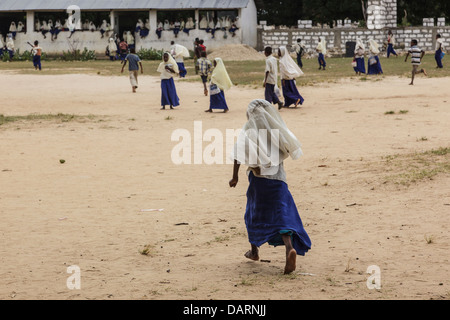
[0,0,257,54]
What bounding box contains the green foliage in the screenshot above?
[61,48,96,61]
[136,48,164,60]
[1,49,48,62]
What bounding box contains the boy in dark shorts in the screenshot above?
[197,51,212,96]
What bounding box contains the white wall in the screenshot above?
[12,28,243,55]
[240,0,258,47]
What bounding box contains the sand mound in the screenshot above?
[207,44,265,61]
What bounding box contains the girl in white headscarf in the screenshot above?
[171,43,190,78]
[278,46,304,108]
[316,37,327,70]
[6,35,15,60]
[229,99,311,274]
[367,38,383,75]
[9,22,17,39]
[108,37,117,61]
[157,52,180,110]
[353,37,366,75]
[205,57,233,113]
[17,21,24,32]
[126,31,135,49]
[100,20,108,38]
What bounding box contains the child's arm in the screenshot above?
[420,51,425,60]
[121,60,127,73]
[139,61,143,73]
[263,71,269,87]
[229,160,240,188]
[404,52,409,62]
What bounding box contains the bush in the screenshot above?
[137,48,164,60]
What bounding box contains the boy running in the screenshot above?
[404,39,427,85]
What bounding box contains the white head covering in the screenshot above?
[6,36,14,50]
[17,22,24,32]
[279,46,303,79]
[136,19,144,28]
[9,22,16,32]
[108,37,117,52]
[316,37,327,54]
[0,35,4,47]
[368,39,380,55]
[355,37,365,52]
[211,58,233,91]
[164,20,170,30]
[172,44,190,58]
[126,31,134,44]
[157,52,180,74]
[231,99,303,172]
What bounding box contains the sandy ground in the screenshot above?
[0,70,449,301]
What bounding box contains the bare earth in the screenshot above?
[0,72,449,300]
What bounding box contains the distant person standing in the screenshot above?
[6,35,14,61]
[197,51,213,96]
[157,52,180,110]
[294,38,306,68]
[121,47,143,93]
[435,34,446,69]
[107,37,118,61]
[316,37,326,70]
[386,30,398,58]
[404,39,427,85]
[194,38,202,75]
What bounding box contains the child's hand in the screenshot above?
[229,177,238,188]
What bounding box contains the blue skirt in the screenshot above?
[210,91,228,110]
[161,78,180,107]
[177,62,187,78]
[245,172,311,255]
[282,79,304,107]
[353,57,366,74]
[367,56,383,75]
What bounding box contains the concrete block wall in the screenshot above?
[258,26,450,55]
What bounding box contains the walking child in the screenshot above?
[229,99,311,274]
[294,38,306,68]
[157,52,180,109]
[316,37,326,70]
[404,39,427,85]
[170,42,190,78]
[263,46,284,110]
[367,38,383,75]
[197,51,213,96]
[278,46,304,108]
[121,47,143,93]
[205,58,233,113]
[435,34,446,69]
[353,38,366,75]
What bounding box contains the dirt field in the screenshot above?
[0,71,449,300]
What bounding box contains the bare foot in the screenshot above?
[204,89,208,96]
[244,250,259,261]
[284,249,297,274]
[409,83,414,85]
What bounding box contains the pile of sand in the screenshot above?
[207,44,265,61]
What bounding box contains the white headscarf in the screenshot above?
[6,36,14,50]
[136,19,144,28]
[0,35,4,48]
[355,37,365,52]
[9,22,16,32]
[368,39,380,55]
[172,44,190,58]
[108,37,117,52]
[157,52,180,74]
[279,46,303,79]
[316,37,327,54]
[211,58,233,91]
[126,31,134,44]
[231,99,303,172]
